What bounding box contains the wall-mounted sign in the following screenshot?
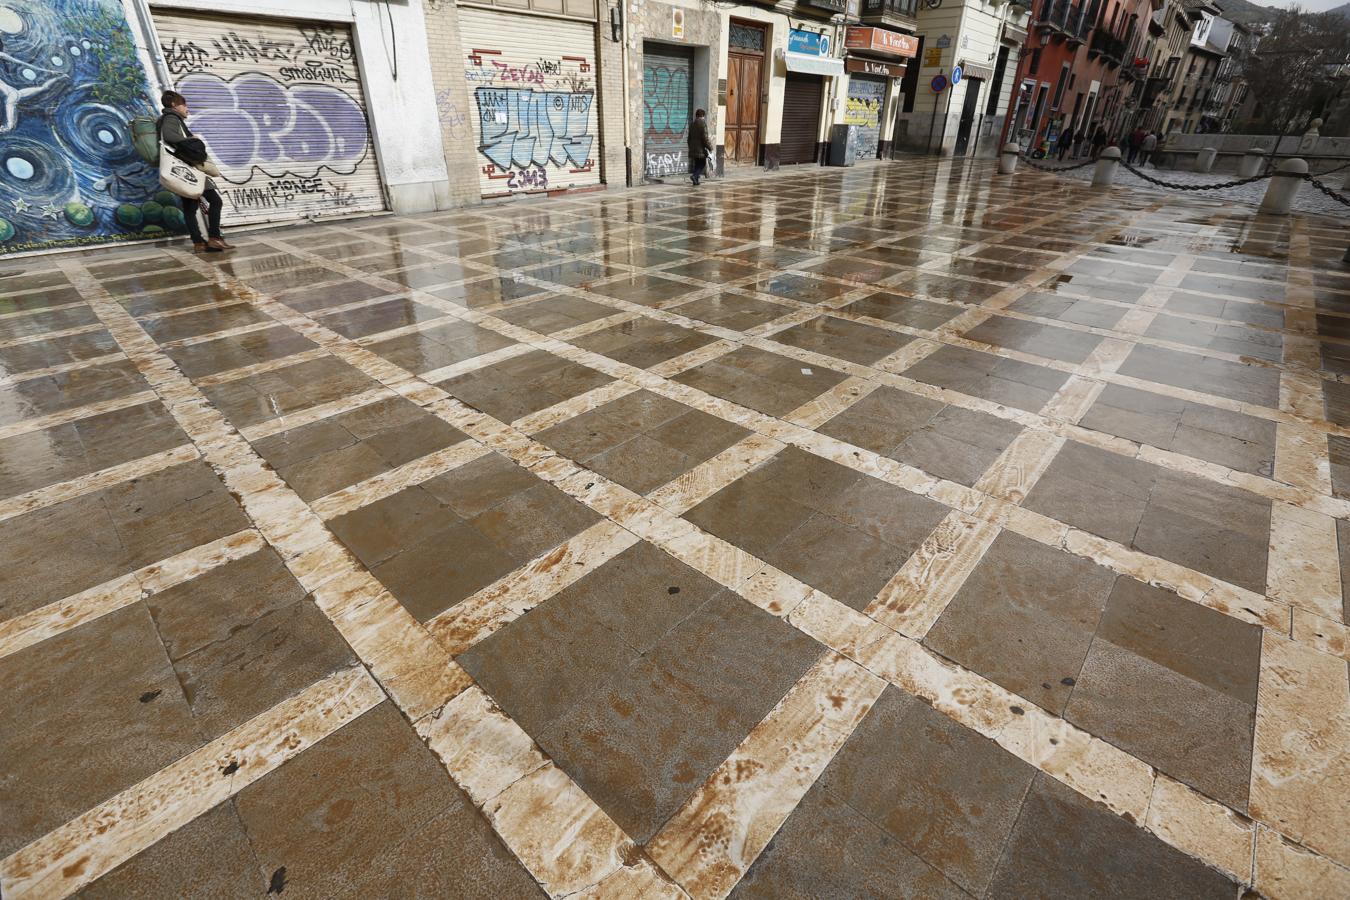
[924,47,942,67]
[803,0,848,12]
[843,26,918,58]
[672,8,684,39]
[846,57,906,78]
[931,74,948,93]
[787,28,831,58]
[935,34,952,48]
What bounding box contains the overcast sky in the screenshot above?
[1244,0,1344,12]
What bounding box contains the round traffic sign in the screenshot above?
[951,65,963,85]
[930,74,948,93]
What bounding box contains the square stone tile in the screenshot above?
[167,325,317,379]
[0,604,201,856]
[588,273,691,306]
[964,316,1103,364]
[986,773,1239,898]
[202,356,378,430]
[820,387,1023,487]
[1009,292,1128,329]
[731,783,967,899]
[675,293,793,331]
[147,548,357,739]
[533,597,821,841]
[317,298,445,339]
[492,294,615,334]
[460,541,722,736]
[817,686,1037,894]
[904,346,1070,413]
[1117,344,1280,408]
[843,290,961,331]
[253,397,465,501]
[441,350,612,423]
[770,315,912,365]
[0,329,120,376]
[364,319,516,376]
[925,531,1119,715]
[572,317,716,369]
[1064,579,1261,811]
[233,702,545,898]
[675,346,848,417]
[0,358,150,420]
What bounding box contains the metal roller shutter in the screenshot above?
[846,75,886,161]
[459,8,601,198]
[780,73,823,165]
[152,11,387,226]
[642,44,694,179]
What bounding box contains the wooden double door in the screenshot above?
[725,21,765,164]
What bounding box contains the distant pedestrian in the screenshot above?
[159,90,232,253]
[1140,131,1158,166]
[1127,127,1145,164]
[1091,125,1107,159]
[1057,123,1076,161]
[688,109,713,187]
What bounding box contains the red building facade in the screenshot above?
[1003,0,1159,156]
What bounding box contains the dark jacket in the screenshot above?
[159,110,208,164]
[688,116,713,160]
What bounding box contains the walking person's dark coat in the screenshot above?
[159,90,232,253]
[688,109,714,186]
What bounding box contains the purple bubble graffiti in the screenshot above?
[178,72,369,182]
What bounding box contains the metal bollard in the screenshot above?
[1195,147,1218,173]
[1237,148,1265,178]
[998,142,1019,175]
[1092,146,1121,188]
[1258,158,1307,215]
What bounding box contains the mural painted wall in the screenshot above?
[459,8,599,197]
[154,12,386,225]
[0,0,175,256]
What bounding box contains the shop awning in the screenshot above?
[784,52,845,76]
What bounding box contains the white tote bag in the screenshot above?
[158,141,206,199]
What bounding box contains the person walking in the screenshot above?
[1090,125,1108,159]
[688,108,713,187]
[1057,122,1076,161]
[1127,127,1145,164]
[159,90,232,253]
[1139,131,1158,166]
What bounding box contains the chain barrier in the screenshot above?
[1309,158,1350,178]
[1116,159,1273,191]
[1305,174,1350,207]
[1018,154,1097,172]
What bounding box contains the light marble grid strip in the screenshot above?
[310,439,492,521]
[0,665,383,899]
[0,444,199,524]
[420,342,533,384]
[646,651,886,899]
[0,300,87,320]
[416,685,667,896]
[0,528,265,662]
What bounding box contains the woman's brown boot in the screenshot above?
[193,242,207,253]
[206,237,232,251]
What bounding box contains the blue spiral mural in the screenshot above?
[0,0,180,255]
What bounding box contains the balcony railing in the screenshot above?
[1037,0,1073,34]
[861,0,919,26]
[1089,26,1126,67]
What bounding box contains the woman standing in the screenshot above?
[159,90,232,252]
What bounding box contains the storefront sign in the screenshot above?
[787,29,831,58]
[846,57,905,78]
[843,26,918,59]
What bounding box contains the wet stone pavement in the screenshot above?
[1,157,1348,899]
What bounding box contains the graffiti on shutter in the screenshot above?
[0,0,168,256]
[643,47,692,178]
[845,77,885,161]
[155,12,385,225]
[461,10,599,197]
